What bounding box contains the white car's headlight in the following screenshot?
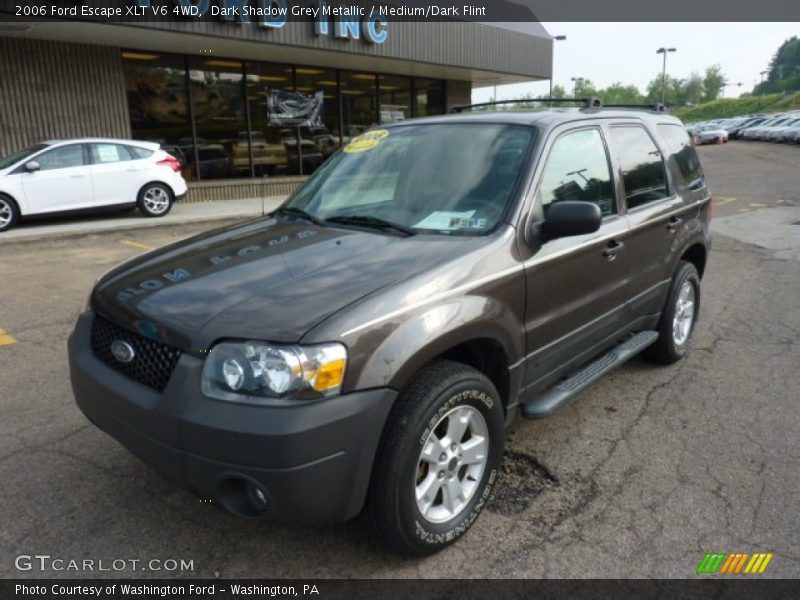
[201,341,347,403]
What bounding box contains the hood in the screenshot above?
[91,217,469,351]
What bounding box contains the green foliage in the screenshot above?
[702,65,726,102]
[754,36,800,95]
[672,91,800,122]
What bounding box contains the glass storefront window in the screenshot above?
[340,71,378,144]
[245,62,293,176]
[293,67,340,174]
[379,75,412,123]
[123,52,192,176]
[187,57,247,180]
[122,50,446,180]
[414,78,446,117]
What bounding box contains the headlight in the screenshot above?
[201,341,347,403]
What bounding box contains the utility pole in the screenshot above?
[656,47,676,105]
[549,35,567,97]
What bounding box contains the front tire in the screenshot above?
[366,360,505,555]
[0,194,20,233]
[645,261,701,364]
[137,183,173,218]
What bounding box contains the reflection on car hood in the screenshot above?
[91,217,467,350]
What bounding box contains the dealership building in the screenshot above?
[0,14,552,200]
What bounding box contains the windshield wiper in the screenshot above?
[274,206,327,227]
[326,215,417,237]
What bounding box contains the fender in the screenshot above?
[351,293,525,392]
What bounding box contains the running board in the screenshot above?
[521,331,659,420]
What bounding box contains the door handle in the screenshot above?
[602,240,625,262]
[666,216,683,232]
[70,174,85,179]
[125,168,140,172]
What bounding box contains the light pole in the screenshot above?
[656,47,676,105]
[571,77,584,97]
[549,35,567,97]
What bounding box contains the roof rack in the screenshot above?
[449,98,669,114]
[449,96,603,113]
[602,103,668,112]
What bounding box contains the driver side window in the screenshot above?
[539,128,615,217]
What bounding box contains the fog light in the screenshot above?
[247,482,267,510]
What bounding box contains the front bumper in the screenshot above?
[68,312,396,522]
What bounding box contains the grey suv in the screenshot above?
[69,100,711,555]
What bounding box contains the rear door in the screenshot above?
[521,125,631,390]
[20,143,93,214]
[606,122,695,319]
[88,143,142,207]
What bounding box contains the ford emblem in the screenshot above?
[110,340,136,364]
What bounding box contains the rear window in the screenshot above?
[128,146,154,159]
[657,124,705,192]
[609,126,669,210]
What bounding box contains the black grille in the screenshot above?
[90,315,182,392]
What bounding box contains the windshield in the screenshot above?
[286,123,535,235]
[0,144,48,170]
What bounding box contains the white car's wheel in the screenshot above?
[137,183,173,218]
[0,195,20,233]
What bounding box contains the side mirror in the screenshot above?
[541,201,602,239]
[24,161,40,173]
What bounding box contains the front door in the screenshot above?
[21,143,93,214]
[522,126,630,391]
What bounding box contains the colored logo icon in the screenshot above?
[697,552,773,574]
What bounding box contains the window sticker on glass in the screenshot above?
[414,210,476,230]
[344,129,390,153]
[96,145,119,163]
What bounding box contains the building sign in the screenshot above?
[139,0,389,44]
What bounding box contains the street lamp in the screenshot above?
[656,47,676,105]
[571,77,584,97]
[549,35,567,97]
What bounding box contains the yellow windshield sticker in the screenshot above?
[344,129,389,153]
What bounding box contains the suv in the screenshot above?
[69,103,711,555]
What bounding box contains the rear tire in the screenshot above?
[645,261,701,364]
[137,183,173,218]
[366,360,505,556]
[0,194,20,233]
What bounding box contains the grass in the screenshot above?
[672,91,800,123]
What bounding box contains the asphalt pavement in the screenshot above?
[0,141,798,579]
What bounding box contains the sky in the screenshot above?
[473,22,800,102]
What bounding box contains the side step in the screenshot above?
[521,331,659,420]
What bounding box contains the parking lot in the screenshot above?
[0,141,798,578]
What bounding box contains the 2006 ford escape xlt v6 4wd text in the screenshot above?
[69,98,711,555]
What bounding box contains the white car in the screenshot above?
[0,138,187,232]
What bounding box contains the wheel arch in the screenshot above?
[680,243,707,278]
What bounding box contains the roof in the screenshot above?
[40,138,160,149]
[391,108,684,130]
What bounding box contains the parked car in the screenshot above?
[279,129,325,174]
[0,138,186,232]
[728,116,767,138]
[231,131,289,176]
[764,117,800,142]
[184,144,232,180]
[689,124,728,145]
[69,106,711,555]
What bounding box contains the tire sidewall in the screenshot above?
[395,376,504,552]
[138,183,173,217]
[0,195,20,232]
[664,263,701,359]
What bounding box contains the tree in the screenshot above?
[702,65,726,102]
[600,82,645,104]
[551,84,567,99]
[754,36,800,94]
[684,72,705,105]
